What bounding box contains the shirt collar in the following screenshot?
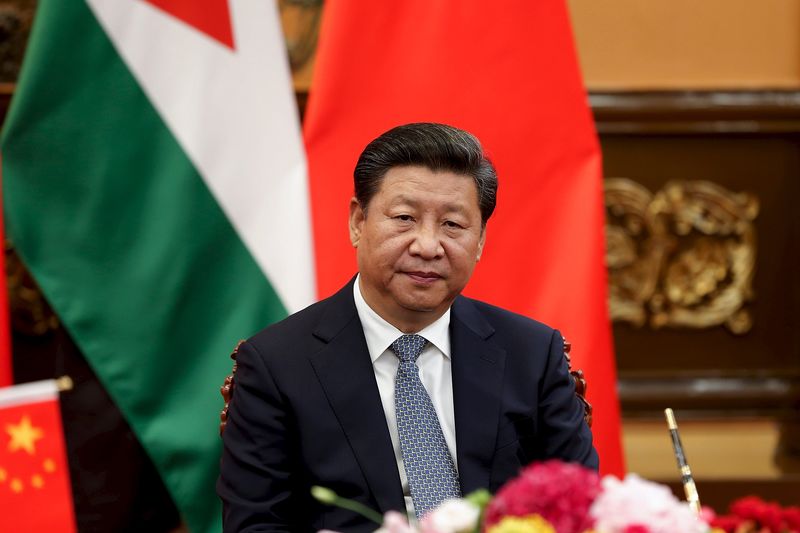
[353,274,451,363]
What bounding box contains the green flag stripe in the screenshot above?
[1,1,287,531]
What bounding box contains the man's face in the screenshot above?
[349,165,486,331]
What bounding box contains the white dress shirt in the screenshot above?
[353,275,457,515]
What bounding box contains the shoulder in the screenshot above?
[248,297,327,346]
[244,279,358,360]
[454,295,559,344]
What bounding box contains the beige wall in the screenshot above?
[567,0,800,90]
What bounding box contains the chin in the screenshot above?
[396,295,450,314]
[390,294,432,310]
[401,303,440,313]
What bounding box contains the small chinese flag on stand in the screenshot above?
[0,379,76,532]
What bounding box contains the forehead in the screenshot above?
[376,165,479,205]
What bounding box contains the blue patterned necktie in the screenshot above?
[390,334,461,518]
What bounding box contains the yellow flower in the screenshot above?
[487,515,556,533]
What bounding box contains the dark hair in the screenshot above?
[353,123,498,225]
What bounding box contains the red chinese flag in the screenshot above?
[304,0,625,475]
[0,380,76,532]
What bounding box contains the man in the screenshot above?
[217,123,598,532]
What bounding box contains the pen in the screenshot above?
[664,407,701,514]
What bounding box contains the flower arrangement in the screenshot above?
[312,460,764,533]
[483,461,708,533]
[314,460,799,533]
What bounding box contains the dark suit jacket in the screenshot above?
[218,278,598,532]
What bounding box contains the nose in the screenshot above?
[409,223,444,259]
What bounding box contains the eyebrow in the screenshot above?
[390,195,470,214]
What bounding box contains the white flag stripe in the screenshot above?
[0,379,58,408]
[85,0,315,313]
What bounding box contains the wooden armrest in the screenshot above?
[219,340,244,436]
[563,339,593,428]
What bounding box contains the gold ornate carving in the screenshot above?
[0,0,37,83]
[5,243,59,336]
[605,178,758,334]
[279,0,322,73]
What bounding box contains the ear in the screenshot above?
[349,197,365,247]
[476,227,487,261]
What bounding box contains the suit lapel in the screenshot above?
[308,280,405,515]
[450,297,506,494]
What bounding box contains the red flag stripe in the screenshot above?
[304,0,625,475]
[142,0,235,49]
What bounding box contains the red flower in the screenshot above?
[729,496,789,532]
[710,514,745,533]
[484,460,601,533]
[731,496,768,523]
[760,502,785,532]
[623,525,650,533]
[783,506,800,532]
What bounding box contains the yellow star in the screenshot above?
[6,416,44,455]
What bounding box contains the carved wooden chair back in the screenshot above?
[219,338,592,435]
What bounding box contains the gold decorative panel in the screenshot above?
[279,0,322,90]
[605,178,758,334]
[6,245,58,336]
[0,0,36,82]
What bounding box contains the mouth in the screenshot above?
[404,271,443,284]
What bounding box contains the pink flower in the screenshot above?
[590,474,707,533]
[699,505,717,525]
[375,511,419,533]
[420,499,480,533]
[484,460,601,533]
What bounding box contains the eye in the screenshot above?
[394,214,414,222]
[444,220,464,229]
